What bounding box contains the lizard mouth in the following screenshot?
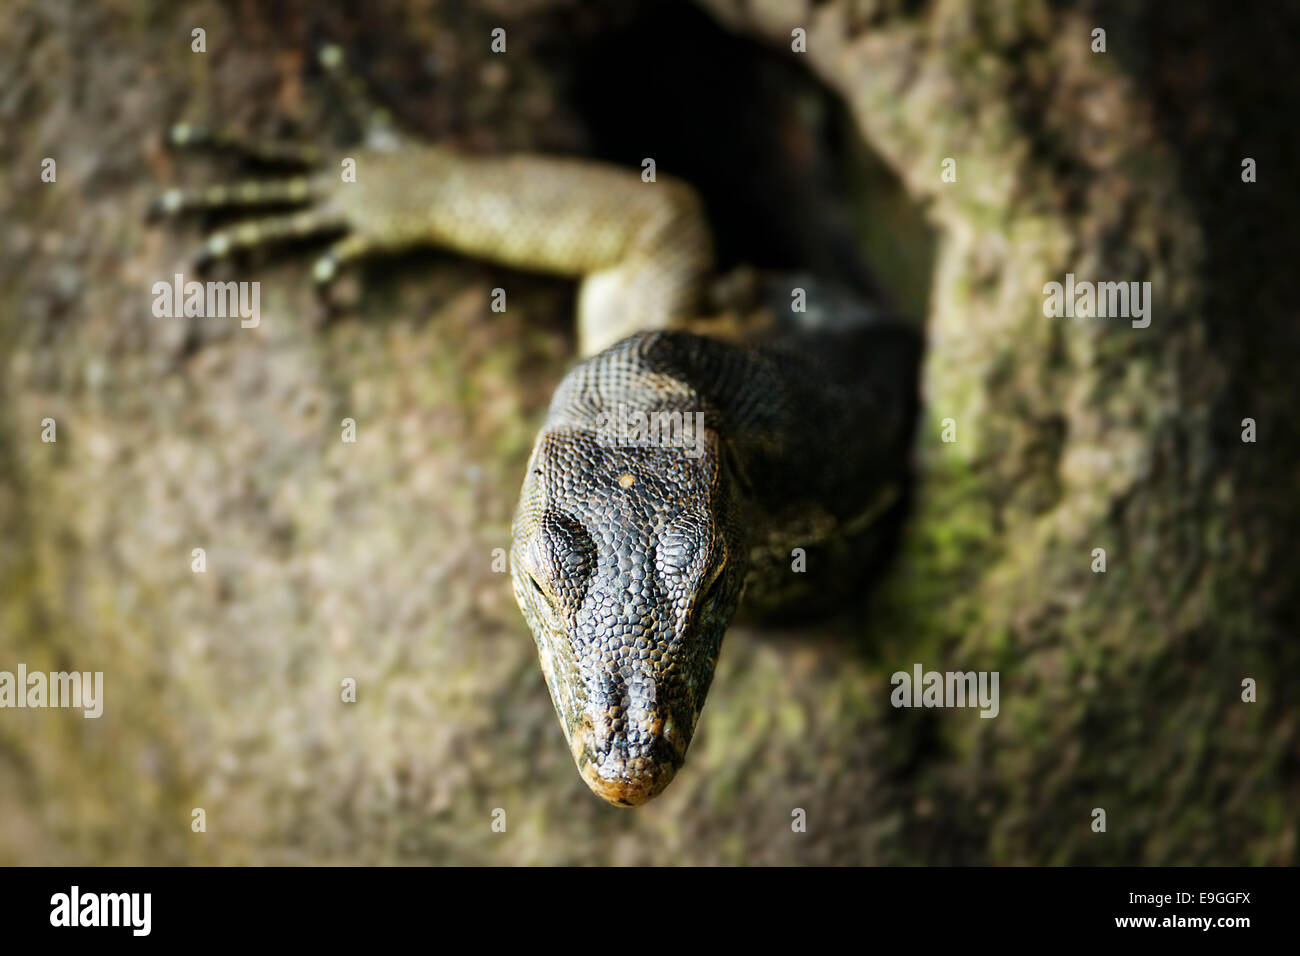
[570,715,689,807]
[577,757,678,808]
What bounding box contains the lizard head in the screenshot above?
[510,422,746,806]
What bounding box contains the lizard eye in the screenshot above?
[693,554,729,616]
[704,562,726,602]
[528,573,563,625]
[529,572,553,604]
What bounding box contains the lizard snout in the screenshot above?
[570,675,688,807]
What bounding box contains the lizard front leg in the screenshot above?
[330,149,716,354]
[148,49,714,354]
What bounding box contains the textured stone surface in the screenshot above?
[0,0,1295,864]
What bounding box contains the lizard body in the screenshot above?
[153,47,917,806]
[513,323,915,804]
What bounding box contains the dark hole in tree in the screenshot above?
[569,0,935,322]
[569,0,937,630]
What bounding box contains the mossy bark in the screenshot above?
[699,0,1299,862]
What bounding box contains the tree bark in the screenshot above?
[698,0,1299,863]
[0,0,1293,864]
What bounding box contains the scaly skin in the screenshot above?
[152,53,916,806]
[152,132,712,357]
[511,328,915,805]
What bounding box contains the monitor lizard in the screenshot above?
[150,44,919,806]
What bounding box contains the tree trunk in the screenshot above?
[698,0,1299,863]
[0,0,1293,864]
